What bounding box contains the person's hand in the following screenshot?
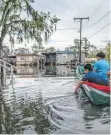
[74,90,78,94]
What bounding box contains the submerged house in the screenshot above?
[42,51,77,65]
[42,52,56,66]
[16,54,45,75]
[42,51,78,76]
[16,54,37,66]
[56,51,76,65]
[56,65,74,76]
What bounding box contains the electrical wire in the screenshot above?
[83,11,110,28]
[56,11,110,31]
[90,0,105,19]
[87,23,110,38]
[43,23,110,42]
[56,28,79,30]
[43,41,73,43]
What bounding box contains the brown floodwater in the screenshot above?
[0,75,110,134]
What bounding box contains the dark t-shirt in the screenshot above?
[82,71,108,86]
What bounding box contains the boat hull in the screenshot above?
[82,84,110,105]
[76,66,110,105]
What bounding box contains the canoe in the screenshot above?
[76,66,110,105]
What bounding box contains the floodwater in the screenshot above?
[0,66,110,134]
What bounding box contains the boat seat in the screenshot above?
[84,82,110,94]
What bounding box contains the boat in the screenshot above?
[76,66,110,105]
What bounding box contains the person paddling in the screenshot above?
[74,64,109,94]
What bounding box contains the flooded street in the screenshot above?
[0,75,110,134]
[0,0,110,134]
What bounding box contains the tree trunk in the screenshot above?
[0,39,2,133]
[0,98,2,133]
[0,38,4,91]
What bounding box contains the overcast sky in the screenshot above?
[5,0,110,50]
[32,0,110,50]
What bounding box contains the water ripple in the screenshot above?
[0,77,110,134]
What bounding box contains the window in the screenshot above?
[20,57,25,60]
[20,69,25,73]
[62,54,67,59]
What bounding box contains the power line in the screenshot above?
[84,11,110,28]
[43,41,73,43]
[90,0,105,19]
[56,28,79,30]
[87,23,110,38]
[56,11,110,30]
[45,23,110,42]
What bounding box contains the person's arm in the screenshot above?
[74,81,84,94]
[74,74,89,94]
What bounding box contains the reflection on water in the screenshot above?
[0,76,110,134]
[44,66,56,76]
[16,65,75,77]
[44,65,75,76]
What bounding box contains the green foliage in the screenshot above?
[105,43,110,61]
[32,44,45,54]
[65,45,77,52]
[65,38,97,58]
[0,0,60,46]
[44,46,56,52]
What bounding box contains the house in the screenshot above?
[76,52,86,64]
[16,54,38,66]
[42,52,56,66]
[44,66,56,76]
[16,66,37,75]
[56,66,74,76]
[16,54,45,75]
[56,51,76,65]
[42,51,78,66]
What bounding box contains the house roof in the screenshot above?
[42,52,56,55]
[42,51,75,55]
[8,55,16,58]
[56,50,74,54]
[16,54,41,56]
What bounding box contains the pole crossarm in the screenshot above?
[74,17,89,21]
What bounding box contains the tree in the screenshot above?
[73,37,97,58]
[0,0,60,88]
[44,47,56,52]
[88,44,97,58]
[82,37,90,57]
[74,39,80,53]
[32,44,45,54]
[0,0,60,53]
[2,46,9,54]
[65,45,76,52]
[14,48,29,54]
[105,43,110,62]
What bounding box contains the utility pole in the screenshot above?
[74,17,89,63]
